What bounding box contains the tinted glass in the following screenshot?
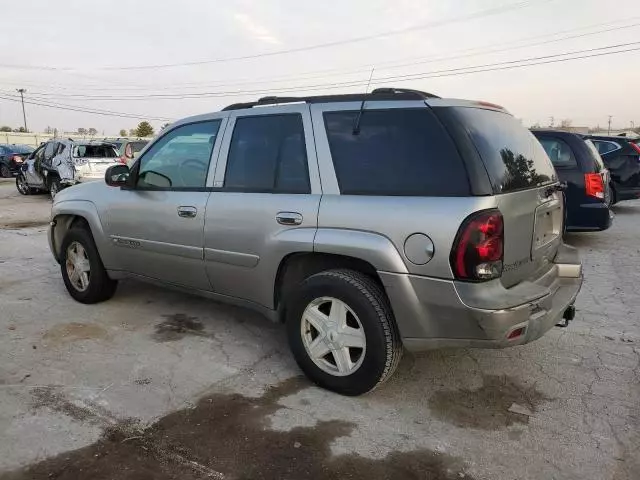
[450,107,556,193]
[137,120,220,188]
[12,145,33,154]
[584,140,605,171]
[537,137,577,167]
[74,145,117,158]
[224,114,310,193]
[0,146,7,154]
[131,141,147,153]
[593,140,619,154]
[324,109,469,196]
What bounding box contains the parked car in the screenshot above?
[17,139,120,199]
[0,144,34,177]
[48,88,583,395]
[584,134,640,204]
[102,138,149,166]
[532,130,613,232]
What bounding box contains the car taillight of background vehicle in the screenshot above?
[584,173,605,199]
[451,210,504,281]
[630,142,640,155]
[118,157,128,164]
[11,155,23,163]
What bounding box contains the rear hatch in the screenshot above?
[440,105,562,288]
[73,144,119,178]
[583,138,611,205]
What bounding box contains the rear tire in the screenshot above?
[60,227,117,304]
[49,177,61,201]
[0,164,10,178]
[610,185,618,205]
[286,269,402,396]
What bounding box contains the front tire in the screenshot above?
[60,227,117,304]
[0,164,10,178]
[16,175,31,195]
[286,269,402,396]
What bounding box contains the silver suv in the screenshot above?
[48,88,583,395]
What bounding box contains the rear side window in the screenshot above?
[449,107,556,193]
[323,109,469,196]
[537,137,577,168]
[593,140,620,155]
[224,114,310,193]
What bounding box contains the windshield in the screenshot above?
[73,144,118,158]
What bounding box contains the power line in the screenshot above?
[0,0,548,72]
[8,18,639,97]
[3,14,637,95]
[0,94,172,121]
[17,41,640,102]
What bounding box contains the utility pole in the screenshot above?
[16,88,27,132]
[549,116,554,128]
[607,115,612,135]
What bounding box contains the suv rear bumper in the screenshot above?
[379,244,583,351]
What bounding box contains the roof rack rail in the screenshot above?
[221,87,439,111]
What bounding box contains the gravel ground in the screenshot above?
[0,177,638,480]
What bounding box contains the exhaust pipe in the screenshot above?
[556,305,576,328]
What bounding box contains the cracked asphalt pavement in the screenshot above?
[0,178,638,479]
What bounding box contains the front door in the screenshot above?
[102,118,227,290]
[204,105,322,309]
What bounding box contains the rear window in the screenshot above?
[323,108,469,196]
[450,107,556,193]
[584,140,606,172]
[74,145,117,158]
[131,141,147,153]
[537,137,576,168]
[12,145,34,154]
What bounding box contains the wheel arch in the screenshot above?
[274,252,385,322]
[50,201,111,266]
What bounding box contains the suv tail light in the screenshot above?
[451,210,504,282]
[118,156,128,164]
[11,155,23,163]
[584,173,604,199]
[629,142,640,155]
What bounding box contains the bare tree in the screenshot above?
[559,119,573,128]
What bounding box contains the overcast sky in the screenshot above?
[1,0,639,134]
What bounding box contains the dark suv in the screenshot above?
[0,144,34,177]
[584,134,640,204]
[532,130,612,232]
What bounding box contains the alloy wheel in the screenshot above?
[65,241,91,292]
[300,296,366,377]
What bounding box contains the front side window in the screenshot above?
[224,114,310,193]
[324,108,469,196]
[43,142,57,162]
[137,120,221,188]
[537,137,577,168]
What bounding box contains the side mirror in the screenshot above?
[105,164,130,187]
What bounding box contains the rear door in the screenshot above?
[535,133,583,226]
[204,104,321,309]
[444,107,561,287]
